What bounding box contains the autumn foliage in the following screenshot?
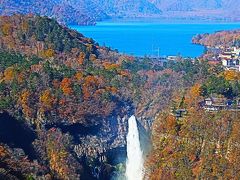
[1,14,240,180]
[39,89,55,111]
[60,78,73,95]
[145,78,240,179]
[4,66,15,82]
[224,70,240,81]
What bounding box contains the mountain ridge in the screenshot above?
[2,0,240,25]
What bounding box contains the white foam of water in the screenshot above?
[125,115,144,180]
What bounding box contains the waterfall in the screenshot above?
[125,115,144,180]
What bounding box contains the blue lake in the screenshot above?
[70,21,240,57]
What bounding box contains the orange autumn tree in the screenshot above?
[17,71,25,84]
[82,75,99,100]
[105,86,118,94]
[60,78,73,95]
[78,52,85,65]
[0,145,7,160]
[20,20,29,32]
[89,54,97,62]
[75,72,83,81]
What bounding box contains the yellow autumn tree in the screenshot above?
[40,49,55,58]
[21,21,29,32]
[4,67,15,82]
[1,23,11,36]
[75,72,83,81]
[19,90,33,118]
[103,62,120,70]
[190,83,201,97]
[0,72,3,83]
[224,70,240,81]
[39,89,55,111]
[60,78,73,95]
[86,44,93,52]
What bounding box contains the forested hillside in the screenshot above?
[0,14,130,178]
[145,23,240,180]
[193,30,240,47]
[0,14,205,179]
[145,62,240,179]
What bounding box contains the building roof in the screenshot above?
[205,97,227,105]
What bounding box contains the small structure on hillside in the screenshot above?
[201,96,240,111]
[222,59,240,71]
[175,109,187,118]
[171,108,187,118]
[219,47,240,71]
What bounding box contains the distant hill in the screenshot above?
[149,0,222,11]
[0,0,161,24]
[1,0,240,25]
[0,0,107,25]
[148,0,240,21]
[97,0,240,21]
[96,0,161,17]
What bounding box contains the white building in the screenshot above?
[219,52,232,60]
[232,47,240,56]
[222,59,240,71]
[220,47,240,71]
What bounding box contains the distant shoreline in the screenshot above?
[68,17,240,27]
[88,17,240,27]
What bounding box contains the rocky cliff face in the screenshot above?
[55,103,134,179]
[0,101,133,179]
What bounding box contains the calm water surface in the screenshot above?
[70,21,240,57]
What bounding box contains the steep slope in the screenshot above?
[0,14,133,179]
[145,70,240,179]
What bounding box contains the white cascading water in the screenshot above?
[125,115,144,180]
